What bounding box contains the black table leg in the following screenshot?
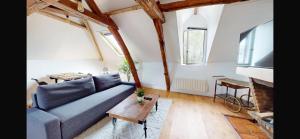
[225,86,228,103]
[226,86,229,97]
[234,89,237,98]
[213,80,217,102]
[155,101,158,111]
[54,79,58,83]
[112,118,117,126]
[144,120,147,138]
[233,89,237,104]
[247,88,251,106]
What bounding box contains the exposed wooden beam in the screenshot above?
[39,10,87,30]
[135,0,165,22]
[153,19,171,91]
[82,20,104,61]
[27,0,49,16]
[41,0,118,29]
[41,6,79,18]
[105,5,142,15]
[85,0,104,15]
[85,0,141,87]
[108,27,142,88]
[159,0,244,12]
[27,0,37,7]
[85,0,117,28]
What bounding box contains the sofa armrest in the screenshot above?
[121,81,136,87]
[27,108,61,139]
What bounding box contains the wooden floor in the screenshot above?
[144,87,251,139]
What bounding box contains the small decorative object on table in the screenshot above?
[135,88,145,104]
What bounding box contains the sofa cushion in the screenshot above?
[36,76,96,110]
[47,84,135,139]
[93,73,122,92]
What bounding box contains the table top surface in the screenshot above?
[217,78,250,88]
[107,93,159,123]
[49,72,89,80]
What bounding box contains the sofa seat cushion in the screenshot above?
[47,84,135,139]
[36,77,96,110]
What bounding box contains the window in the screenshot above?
[99,31,124,56]
[182,27,207,65]
[238,29,255,65]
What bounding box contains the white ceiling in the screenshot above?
[93,0,137,12]
[81,0,180,13]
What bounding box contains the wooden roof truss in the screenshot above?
[27,0,246,91]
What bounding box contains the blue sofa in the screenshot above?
[27,73,136,139]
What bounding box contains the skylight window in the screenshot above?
[99,31,124,56]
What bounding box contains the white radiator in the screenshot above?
[172,78,209,93]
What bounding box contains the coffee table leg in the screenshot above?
[112,118,117,126]
[144,120,147,138]
[155,101,158,111]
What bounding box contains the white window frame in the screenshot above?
[182,27,207,65]
[238,29,256,66]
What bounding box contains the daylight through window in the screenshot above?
[99,31,124,56]
[182,27,207,65]
[238,29,255,65]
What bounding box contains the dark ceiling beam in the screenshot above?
[41,0,118,29]
[27,0,49,16]
[153,19,171,91]
[159,0,244,12]
[85,0,142,87]
[135,0,165,22]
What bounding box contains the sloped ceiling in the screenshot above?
[207,0,273,62]
[94,0,136,12]
[110,9,162,62]
[82,0,272,65]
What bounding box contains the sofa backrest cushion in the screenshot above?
[93,73,122,92]
[36,76,96,110]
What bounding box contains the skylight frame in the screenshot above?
[98,31,124,57]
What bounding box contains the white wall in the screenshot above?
[27,14,100,60]
[27,13,119,100]
[105,3,259,95]
[171,62,249,96]
[111,9,162,62]
[163,12,180,63]
[109,9,181,89]
[26,0,274,99]
[27,60,103,99]
[198,5,224,62]
[208,0,273,63]
[88,21,123,70]
[108,0,272,97]
[176,9,194,63]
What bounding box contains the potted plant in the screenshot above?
[135,88,145,104]
[118,59,140,82]
[118,59,131,82]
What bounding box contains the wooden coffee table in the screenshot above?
[107,93,159,138]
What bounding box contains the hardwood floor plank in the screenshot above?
[143,87,250,139]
